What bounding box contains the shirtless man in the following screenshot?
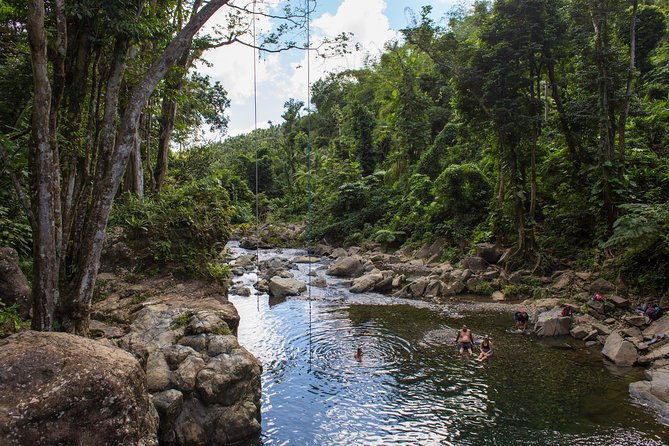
[455,325,474,357]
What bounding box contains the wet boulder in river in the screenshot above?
[326,255,365,277]
[601,331,638,366]
[268,277,307,298]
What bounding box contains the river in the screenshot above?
[226,242,669,445]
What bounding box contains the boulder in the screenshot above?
[624,314,648,327]
[268,277,307,298]
[587,300,605,314]
[0,247,31,318]
[0,331,158,446]
[330,248,348,259]
[629,365,669,425]
[552,272,573,290]
[491,291,505,301]
[570,325,590,340]
[311,276,327,288]
[643,315,669,340]
[607,295,630,309]
[350,272,384,293]
[475,243,505,264]
[461,256,488,273]
[443,280,466,296]
[589,278,615,294]
[601,331,638,366]
[292,256,320,264]
[326,255,365,277]
[535,307,572,337]
[638,343,669,365]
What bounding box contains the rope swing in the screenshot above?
[306,0,313,369]
[252,0,260,312]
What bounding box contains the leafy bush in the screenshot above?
[109,176,235,278]
[0,303,23,337]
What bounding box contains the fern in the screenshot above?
[604,203,669,250]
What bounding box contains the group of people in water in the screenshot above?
[454,325,494,362]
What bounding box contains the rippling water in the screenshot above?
[227,243,669,445]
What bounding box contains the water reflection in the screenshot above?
[226,243,669,445]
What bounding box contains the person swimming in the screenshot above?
[354,347,363,361]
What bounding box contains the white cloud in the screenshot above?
[196,0,400,137]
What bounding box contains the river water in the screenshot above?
[226,243,669,445]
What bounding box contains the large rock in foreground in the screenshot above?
[0,331,158,446]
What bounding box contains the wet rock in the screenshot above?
[350,272,384,293]
[601,331,637,366]
[629,365,669,425]
[583,330,599,342]
[268,277,307,298]
[570,325,590,340]
[0,331,158,446]
[0,247,31,318]
[639,344,669,365]
[535,307,572,337]
[311,275,327,288]
[326,255,365,277]
[292,255,320,264]
[373,275,394,293]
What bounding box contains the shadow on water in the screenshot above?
[226,244,669,446]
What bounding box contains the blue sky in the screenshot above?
[197,0,473,139]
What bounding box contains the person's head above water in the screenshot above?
[462,325,468,330]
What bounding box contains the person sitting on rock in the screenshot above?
[476,335,494,362]
[455,325,474,357]
[515,310,529,330]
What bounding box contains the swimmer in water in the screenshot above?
[354,347,363,361]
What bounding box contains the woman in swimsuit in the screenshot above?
[476,335,494,362]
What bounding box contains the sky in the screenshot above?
[197,0,473,139]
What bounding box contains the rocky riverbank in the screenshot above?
[0,241,262,445]
[235,228,669,425]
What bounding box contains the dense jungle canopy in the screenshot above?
[0,0,668,333]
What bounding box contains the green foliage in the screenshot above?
[502,284,533,299]
[109,176,235,278]
[0,206,31,257]
[0,303,23,336]
[213,322,232,336]
[469,280,494,296]
[205,261,231,284]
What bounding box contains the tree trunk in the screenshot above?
[62,0,232,334]
[27,0,59,331]
[153,96,177,193]
[617,0,637,181]
[592,3,617,229]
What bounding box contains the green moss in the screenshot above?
[170,313,191,330]
[213,323,232,336]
